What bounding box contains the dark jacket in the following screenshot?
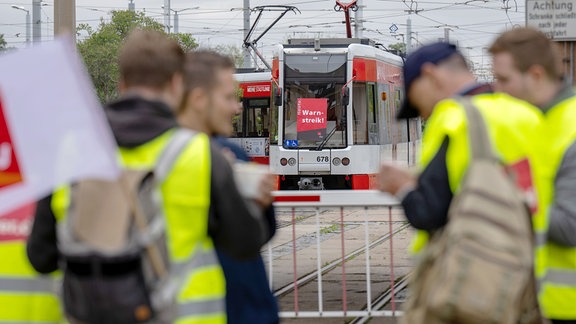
[214,136,279,324]
[401,83,492,231]
[27,96,269,273]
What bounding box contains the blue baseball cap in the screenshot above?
[397,42,461,119]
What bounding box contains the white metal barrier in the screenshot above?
[268,190,412,320]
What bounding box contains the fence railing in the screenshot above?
[268,190,413,320]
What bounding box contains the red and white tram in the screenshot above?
[269,38,421,190]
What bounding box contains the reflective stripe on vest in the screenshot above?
[179,299,225,317]
[0,277,55,293]
[409,94,542,256]
[537,95,576,319]
[545,269,576,286]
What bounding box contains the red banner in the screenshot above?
[240,82,271,98]
[297,98,328,141]
[0,93,23,189]
[506,158,538,214]
[0,203,35,242]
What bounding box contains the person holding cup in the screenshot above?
[178,50,279,324]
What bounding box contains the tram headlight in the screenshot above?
[288,158,297,166]
[341,157,350,166]
[332,157,341,166]
[280,158,288,166]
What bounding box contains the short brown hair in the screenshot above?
[489,27,561,79]
[118,29,184,89]
[183,50,235,93]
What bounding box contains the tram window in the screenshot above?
[283,81,346,149]
[232,111,243,137]
[353,83,368,144]
[245,98,270,137]
[367,83,379,145]
[394,89,408,142]
[379,84,392,145]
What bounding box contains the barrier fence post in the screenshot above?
[388,206,397,315]
[364,206,372,314]
[292,207,299,315]
[316,207,324,315]
[340,206,347,316]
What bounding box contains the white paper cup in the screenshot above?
[233,162,270,198]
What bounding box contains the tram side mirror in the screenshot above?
[274,88,283,107]
[342,87,350,107]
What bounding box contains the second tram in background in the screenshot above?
[232,69,273,165]
[269,38,422,190]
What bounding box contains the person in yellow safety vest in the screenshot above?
[26,30,272,324]
[489,27,576,324]
[179,50,279,324]
[0,203,63,323]
[377,42,542,270]
[379,42,501,250]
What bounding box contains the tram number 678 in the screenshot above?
[317,156,329,163]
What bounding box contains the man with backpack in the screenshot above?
[378,42,543,323]
[489,27,576,324]
[27,30,271,324]
[178,50,279,324]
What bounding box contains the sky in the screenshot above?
[0,0,526,77]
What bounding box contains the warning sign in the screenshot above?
[526,0,576,40]
[0,93,23,189]
[297,98,328,141]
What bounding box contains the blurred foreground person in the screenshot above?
[385,42,493,254]
[490,27,576,324]
[0,203,63,323]
[27,30,269,324]
[179,49,278,324]
[378,42,542,323]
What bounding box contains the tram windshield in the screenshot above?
[282,53,347,149]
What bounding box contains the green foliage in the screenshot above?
[389,42,406,56]
[77,10,197,103]
[171,33,198,53]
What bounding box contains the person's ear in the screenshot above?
[420,63,441,88]
[189,87,209,113]
[526,64,547,84]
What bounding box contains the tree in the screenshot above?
[171,33,198,53]
[77,10,197,103]
[388,42,406,56]
[212,44,244,67]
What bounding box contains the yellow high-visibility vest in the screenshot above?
[52,129,226,324]
[537,95,576,320]
[409,94,544,282]
[0,204,63,323]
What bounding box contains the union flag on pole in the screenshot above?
[0,37,120,214]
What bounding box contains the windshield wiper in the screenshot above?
[314,124,339,151]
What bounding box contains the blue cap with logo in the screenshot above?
[397,42,461,119]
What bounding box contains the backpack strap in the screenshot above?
[457,96,499,162]
[154,128,198,183]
